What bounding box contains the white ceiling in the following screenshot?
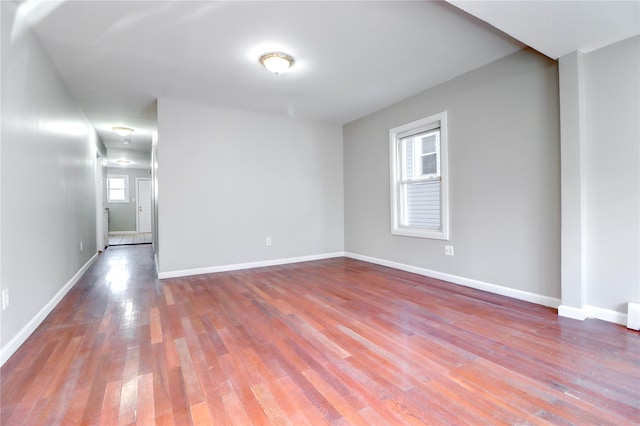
[17,0,524,167]
[448,0,640,59]
[15,1,639,169]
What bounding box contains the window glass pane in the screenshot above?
[110,178,125,189]
[107,175,128,202]
[402,181,441,229]
[109,189,125,201]
[421,153,437,175]
[421,135,436,154]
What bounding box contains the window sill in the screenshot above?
[391,227,449,240]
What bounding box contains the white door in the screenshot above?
[137,178,152,233]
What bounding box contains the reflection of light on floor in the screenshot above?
[106,260,130,293]
[121,299,135,328]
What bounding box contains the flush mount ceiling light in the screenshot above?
[116,160,130,165]
[112,126,134,137]
[259,52,294,75]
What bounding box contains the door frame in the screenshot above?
[135,177,152,233]
[95,153,108,251]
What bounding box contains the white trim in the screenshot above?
[108,231,138,235]
[158,252,346,279]
[558,304,588,320]
[584,305,627,326]
[626,302,640,330]
[556,304,629,326]
[345,252,560,308]
[0,253,99,367]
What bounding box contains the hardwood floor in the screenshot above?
[1,245,639,425]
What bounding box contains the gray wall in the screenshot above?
[1,2,99,357]
[344,48,561,298]
[584,36,640,313]
[107,167,151,232]
[157,99,344,274]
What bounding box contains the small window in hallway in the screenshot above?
[107,175,129,203]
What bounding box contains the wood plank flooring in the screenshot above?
[1,245,639,425]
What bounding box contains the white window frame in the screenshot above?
[389,111,449,240]
[107,174,129,203]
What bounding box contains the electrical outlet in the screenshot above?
[2,289,9,310]
[444,245,454,256]
[265,237,272,246]
[80,240,83,252]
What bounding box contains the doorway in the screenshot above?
[106,170,152,247]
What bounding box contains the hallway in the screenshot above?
[1,246,639,425]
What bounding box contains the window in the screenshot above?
[389,111,449,239]
[107,175,129,203]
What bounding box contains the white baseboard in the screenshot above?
[585,305,627,326]
[0,252,99,367]
[558,304,588,320]
[557,304,628,326]
[345,252,561,308]
[158,251,346,279]
[627,302,640,330]
[108,231,137,235]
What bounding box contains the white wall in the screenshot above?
[156,99,344,275]
[584,36,640,314]
[1,2,100,363]
[344,48,561,303]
